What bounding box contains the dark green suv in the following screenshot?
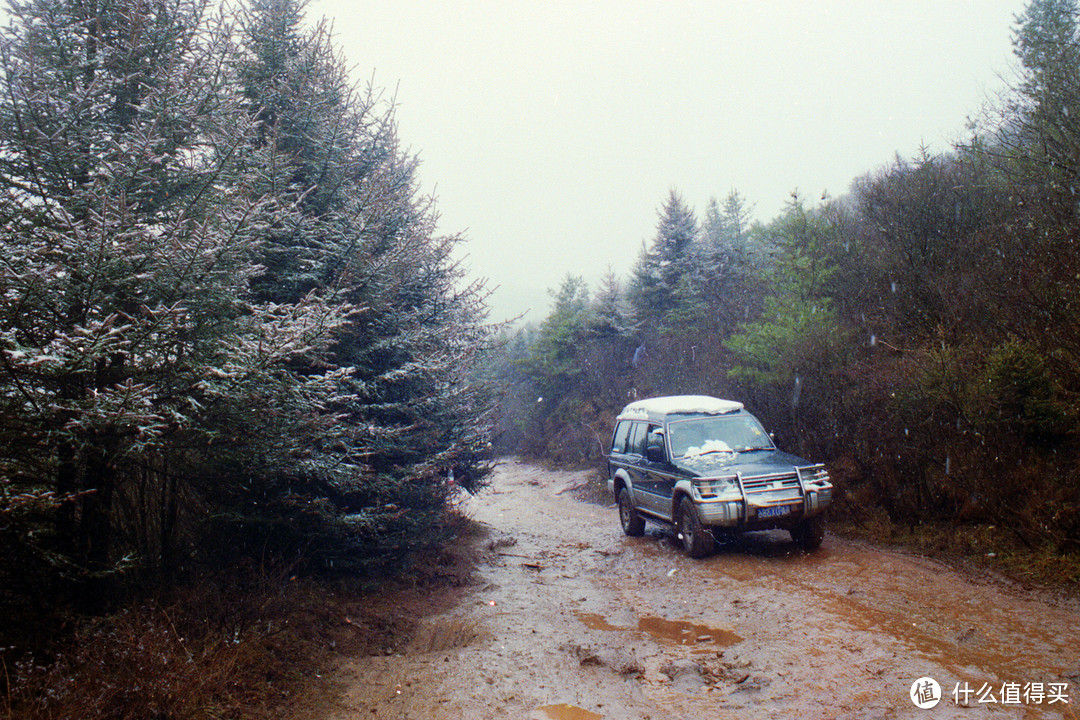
[607,395,833,557]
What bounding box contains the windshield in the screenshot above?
[667,415,774,459]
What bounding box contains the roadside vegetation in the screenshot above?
[490,0,1080,589]
[4,0,1079,716]
[1,510,482,720]
[0,0,493,715]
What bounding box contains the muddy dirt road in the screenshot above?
[325,461,1079,720]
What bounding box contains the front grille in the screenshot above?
[741,473,800,494]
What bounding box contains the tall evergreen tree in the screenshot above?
[232,0,495,572]
[238,0,378,305]
[694,190,759,333]
[0,0,348,587]
[1009,0,1080,191]
[520,275,596,460]
[590,269,632,340]
[972,0,1080,384]
[630,189,698,330]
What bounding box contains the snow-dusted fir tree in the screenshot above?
[693,191,760,332]
[234,0,495,572]
[0,0,349,585]
[237,0,375,305]
[630,189,699,331]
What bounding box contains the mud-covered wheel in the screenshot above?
[676,496,715,558]
[791,515,826,550]
[618,487,646,537]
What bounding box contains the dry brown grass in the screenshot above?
[405,615,489,654]
[567,469,613,507]
[835,516,1080,594]
[1,511,485,720]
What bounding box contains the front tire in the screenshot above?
[791,515,826,550]
[618,487,646,537]
[676,496,715,558]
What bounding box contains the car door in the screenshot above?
[641,425,677,521]
[632,423,673,517]
[622,421,655,513]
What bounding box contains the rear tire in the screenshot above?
[676,496,715,558]
[792,515,826,550]
[618,487,646,537]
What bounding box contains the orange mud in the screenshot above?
[320,460,1080,720]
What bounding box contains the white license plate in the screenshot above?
[758,504,795,519]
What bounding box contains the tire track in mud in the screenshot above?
[323,460,1080,720]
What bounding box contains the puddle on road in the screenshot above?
[529,703,603,720]
[576,612,623,632]
[577,612,742,647]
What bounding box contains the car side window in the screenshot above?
[645,425,666,461]
[627,422,647,456]
[611,421,631,454]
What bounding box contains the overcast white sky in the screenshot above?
[312,0,1028,324]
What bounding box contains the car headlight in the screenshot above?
[695,475,740,500]
[801,465,831,487]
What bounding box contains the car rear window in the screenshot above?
[611,421,631,454]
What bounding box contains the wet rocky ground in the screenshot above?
[320,460,1080,720]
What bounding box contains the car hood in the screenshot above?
[673,449,813,478]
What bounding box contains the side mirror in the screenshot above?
[645,433,666,463]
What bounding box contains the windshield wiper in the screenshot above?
[682,448,734,458]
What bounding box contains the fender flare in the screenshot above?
[670,481,696,519]
[612,468,633,496]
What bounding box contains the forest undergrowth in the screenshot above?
[1,512,484,720]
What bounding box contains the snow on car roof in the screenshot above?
[618,395,744,419]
